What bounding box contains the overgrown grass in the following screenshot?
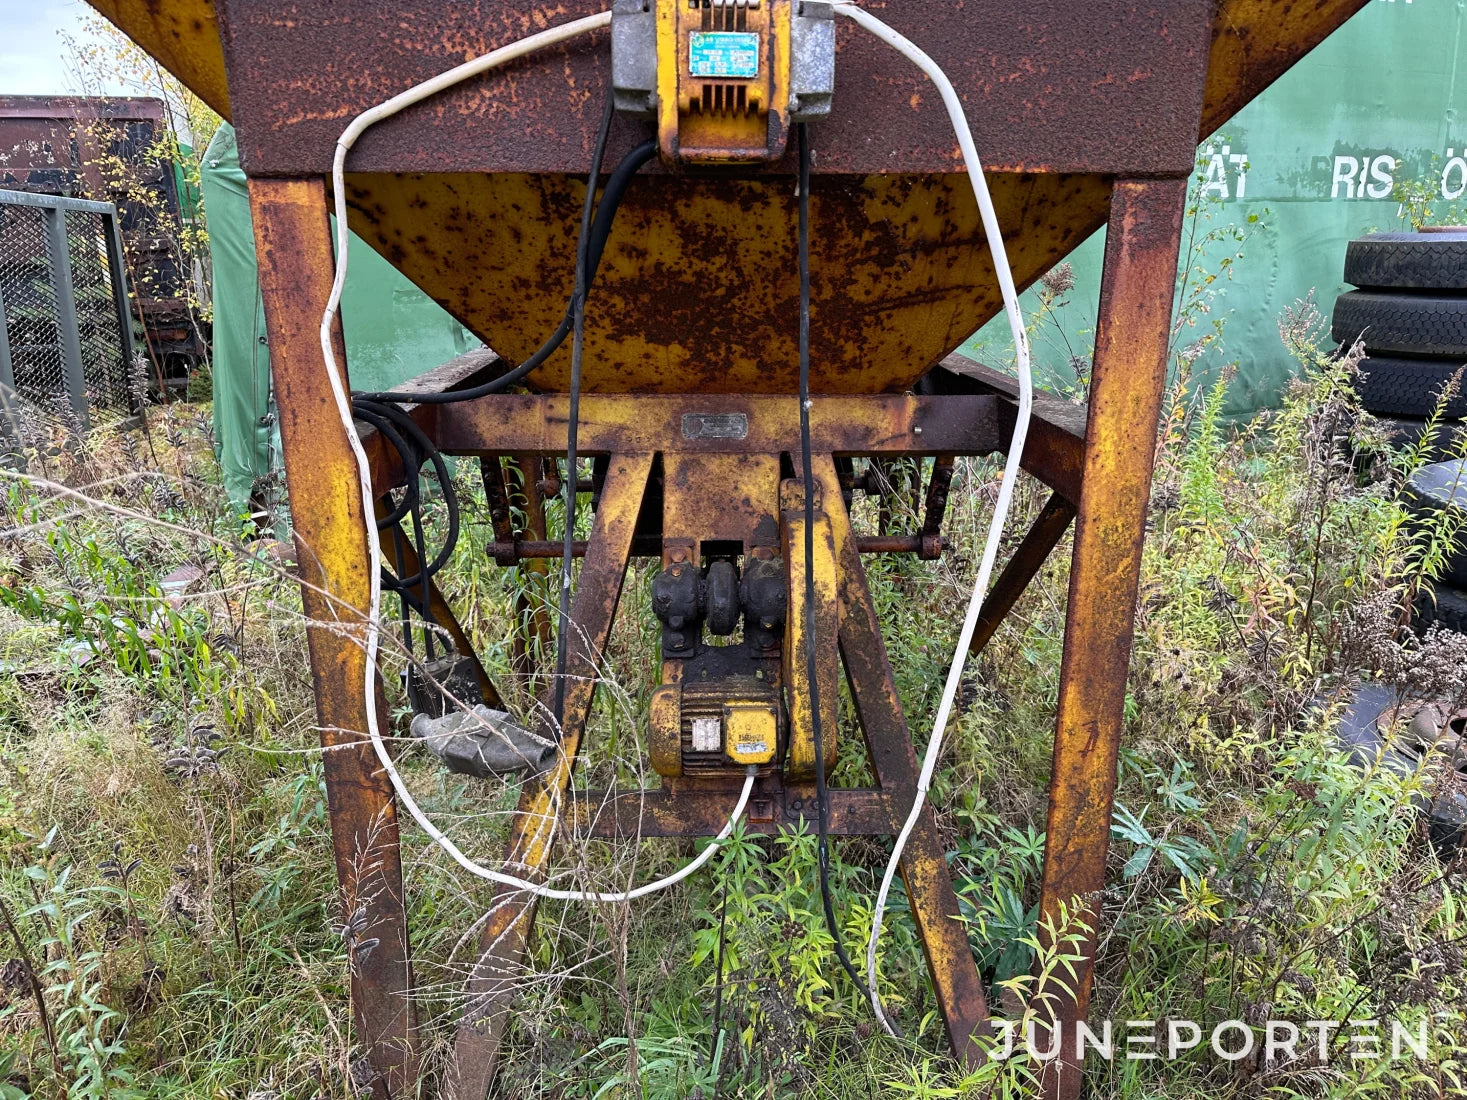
[2,309,1466,1100]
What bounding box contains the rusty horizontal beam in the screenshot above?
[431,392,1002,459]
[362,391,1015,491]
[483,533,941,561]
[928,356,1087,504]
[565,784,904,838]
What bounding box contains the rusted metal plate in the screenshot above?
[344,169,1111,395]
[1201,0,1371,138]
[84,0,1370,171]
[84,0,231,119]
[1033,179,1189,1100]
[213,0,1213,178]
[248,178,418,1098]
[662,452,782,548]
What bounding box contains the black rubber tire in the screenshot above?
[1415,584,1467,635]
[1404,459,1467,588]
[1345,231,1467,291]
[1357,355,1467,418]
[1332,291,1467,358]
[1355,414,1467,464]
[1334,680,1467,857]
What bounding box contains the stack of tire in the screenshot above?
[1334,230,1467,634]
[1335,228,1467,456]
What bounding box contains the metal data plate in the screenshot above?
[688,32,760,78]
[682,412,749,440]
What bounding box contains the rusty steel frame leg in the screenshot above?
[814,454,992,1064]
[968,492,1077,657]
[446,452,654,1100]
[508,454,554,684]
[1034,178,1189,1100]
[376,508,504,710]
[248,178,419,1097]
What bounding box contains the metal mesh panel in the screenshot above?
[64,208,131,423]
[0,202,72,428]
[0,193,136,437]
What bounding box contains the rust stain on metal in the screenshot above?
[343,170,1112,396]
[429,392,1003,458]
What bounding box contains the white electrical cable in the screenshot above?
[831,4,1034,1036]
[318,9,756,903]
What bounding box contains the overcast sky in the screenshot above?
[1,0,131,97]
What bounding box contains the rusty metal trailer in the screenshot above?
[81,1,1369,1097]
[0,95,208,384]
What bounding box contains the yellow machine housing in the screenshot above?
[657,0,793,162]
[648,681,782,776]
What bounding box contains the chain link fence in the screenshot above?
[0,189,138,440]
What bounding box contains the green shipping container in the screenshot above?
[963,0,1467,416]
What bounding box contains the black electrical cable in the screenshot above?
[796,124,893,1022]
[353,398,459,592]
[354,400,446,680]
[351,406,419,528]
[551,96,639,733]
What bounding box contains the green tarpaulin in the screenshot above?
[201,123,476,508]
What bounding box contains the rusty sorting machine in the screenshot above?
[84,1,1369,1096]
